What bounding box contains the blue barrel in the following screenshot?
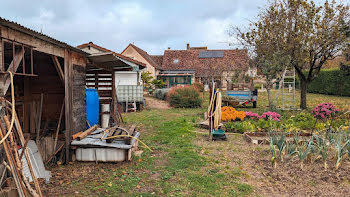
[86,89,99,128]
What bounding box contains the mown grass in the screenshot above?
[77,107,254,196]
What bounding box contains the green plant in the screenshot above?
[141,71,154,89]
[335,135,349,170]
[223,122,245,134]
[270,132,287,162]
[168,86,202,108]
[151,79,165,89]
[269,135,278,168]
[254,83,262,89]
[257,119,281,131]
[307,68,350,96]
[153,88,169,100]
[315,135,329,170]
[193,82,204,92]
[242,121,257,132]
[291,135,314,170]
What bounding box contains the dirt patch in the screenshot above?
[194,130,350,196]
[144,96,171,110]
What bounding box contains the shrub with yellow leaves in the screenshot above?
[221,106,246,122]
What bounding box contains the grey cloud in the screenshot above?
[1,0,271,54]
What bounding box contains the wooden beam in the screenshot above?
[51,55,64,84]
[0,26,3,72]
[53,100,64,152]
[1,27,65,57]
[76,125,98,141]
[1,48,24,95]
[13,112,43,197]
[0,39,3,72]
[64,49,73,164]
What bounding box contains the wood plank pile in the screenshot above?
[0,99,43,197]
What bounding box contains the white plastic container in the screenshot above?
[101,104,110,128]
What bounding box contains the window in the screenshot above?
[173,59,179,64]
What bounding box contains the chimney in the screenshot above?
[187,43,190,50]
[88,41,93,49]
[168,47,171,50]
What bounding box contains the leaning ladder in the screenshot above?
[281,66,296,110]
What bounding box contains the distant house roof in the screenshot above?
[161,49,249,77]
[0,17,87,55]
[150,55,163,67]
[77,42,146,69]
[122,43,162,69]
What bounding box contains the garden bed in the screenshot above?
[243,132,312,145]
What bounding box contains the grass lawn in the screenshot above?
[44,90,350,196]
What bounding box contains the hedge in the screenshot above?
[168,86,202,108]
[307,68,350,96]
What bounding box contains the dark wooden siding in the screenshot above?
[72,64,86,133]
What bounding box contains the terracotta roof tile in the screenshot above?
[161,49,249,77]
[123,44,162,69]
[150,55,163,68]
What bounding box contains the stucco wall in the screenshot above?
[115,71,141,86]
[121,46,156,78]
[80,46,106,55]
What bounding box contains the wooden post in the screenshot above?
[12,112,43,197]
[12,42,15,73]
[54,100,64,152]
[30,48,33,75]
[0,122,27,197]
[64,49,73,164]
[0,26,3,72]
[24,77,30,133]
[22,44,25,74]
[208,82,212,141]
[36,93,43,144]
[111,71,117,123]
[0,38,3,72]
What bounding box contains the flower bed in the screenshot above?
[222,103,349,134]
[221,106,246,122]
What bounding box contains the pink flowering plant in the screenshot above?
[245,112,260,120]
[312,103,339,120]
[260,111,281,121]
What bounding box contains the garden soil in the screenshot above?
[195,131,350,197]
[144,96,171,110]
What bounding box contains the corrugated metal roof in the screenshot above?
[0,17,88,55]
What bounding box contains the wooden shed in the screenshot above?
[0,17,90,163]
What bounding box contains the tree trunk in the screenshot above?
[267,87,272,109]
[300,79,308,109]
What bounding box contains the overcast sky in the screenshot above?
[0,0,328,54]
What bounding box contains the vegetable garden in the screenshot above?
[221,101,350,172]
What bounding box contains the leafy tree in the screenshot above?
[151,79,165,89]
[141,71,153,89]
[258,51,291,108]
[234,0,349,109]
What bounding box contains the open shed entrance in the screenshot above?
[2,40,66,162]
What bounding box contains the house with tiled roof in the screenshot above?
[121,43,161,78]
[120,43,253,89]
[158,43,252,89]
